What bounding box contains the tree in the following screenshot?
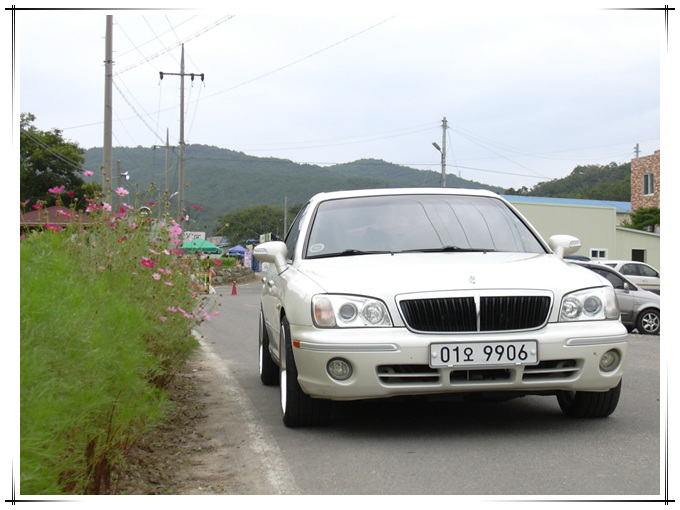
[215,205,286,246]
[20,113,94,209]
[622,207,660,232]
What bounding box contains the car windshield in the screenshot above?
[304,194,546,259]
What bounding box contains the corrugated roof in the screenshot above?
[20,205,92,227]
[502,195,631,213]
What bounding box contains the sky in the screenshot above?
[12,1,674,192]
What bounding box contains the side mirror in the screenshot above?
[253,241,288,274]
[623,283,630,294]
[548,235,582,259]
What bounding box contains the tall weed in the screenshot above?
[20,196,213,494]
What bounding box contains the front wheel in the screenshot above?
[557,380,622,418]
[636,309,660,335]
[259,310,278,386]
[280,316,330,427]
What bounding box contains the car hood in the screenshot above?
[297,251,604,298]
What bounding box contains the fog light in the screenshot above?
[327,358,352,381]
[599,349,621,372]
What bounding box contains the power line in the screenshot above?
[201,16,396,100]
[114,15,234,76]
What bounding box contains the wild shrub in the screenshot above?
[20,191,215,494]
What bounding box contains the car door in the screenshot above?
[620,263,660,293]
[634,263,661,293]
[591,267,635,325]
[260,203,310,362]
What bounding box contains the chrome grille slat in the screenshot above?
[522,360,578,380]
[376,360,581,387]
[377,365,440,384]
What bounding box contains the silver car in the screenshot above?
[571,261,660,335]
[255,189,627,427]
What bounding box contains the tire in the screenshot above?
[636,308,660,335]
[280,316,330,427]
[557,380,622,418]
[259,310,279,386]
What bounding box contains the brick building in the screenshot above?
[630,150,660,211]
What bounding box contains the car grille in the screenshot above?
[376,359,579,387]
[398,295,551,333]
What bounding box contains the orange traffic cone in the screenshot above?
[231,281,237,295]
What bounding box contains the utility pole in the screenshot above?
[284,196,288,235]
[159,44,204,225]
[432,116,448,187]
[152,128,175,203]
[102,15,113,202]
[634,143,640,159]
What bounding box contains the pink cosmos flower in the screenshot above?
[83,170,94,177]
[115,187,129,197]
[152,273,161,280]
[140,257,154,269]
[164,281,174,287]
[192,205,203,210]
[48,185,65,194]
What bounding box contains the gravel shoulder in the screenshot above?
[111,335,295,495]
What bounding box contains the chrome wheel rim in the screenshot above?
[641,312,659,333]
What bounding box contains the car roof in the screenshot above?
[308,187,502,203]
[598,260,650,265]
[596,260,658,270]
[570,261,635,282]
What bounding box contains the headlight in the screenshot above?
[559,287,619,322]
[312,295,393,328]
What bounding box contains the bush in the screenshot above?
[20,194,212,494]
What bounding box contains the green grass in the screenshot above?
[20,206,211,494]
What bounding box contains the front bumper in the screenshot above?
[289,321,627,400]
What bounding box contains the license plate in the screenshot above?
[429,340,538,368]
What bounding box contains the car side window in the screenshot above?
[620,264,636,276]
[592,268,625,289]
[637,264,659,277]
[285,203,309,262]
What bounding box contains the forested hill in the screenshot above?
[83,144,632,233]
[83,144,502,232]
[505,162,632,202]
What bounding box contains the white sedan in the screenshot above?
[596,260,660,294]
[255,188,627,427]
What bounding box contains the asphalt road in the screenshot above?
[197,281,663,497]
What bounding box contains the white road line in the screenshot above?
[196,334,299,495]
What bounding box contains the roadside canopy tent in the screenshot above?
[227,245,248,255]
[181,238,222,254]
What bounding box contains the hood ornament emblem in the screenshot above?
[469,275,476,284]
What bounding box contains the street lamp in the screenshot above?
[432,141,445,188]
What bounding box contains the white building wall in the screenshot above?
[509,201,617,261]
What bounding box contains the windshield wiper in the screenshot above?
[399,246,495,253]
[308,249,393,259]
